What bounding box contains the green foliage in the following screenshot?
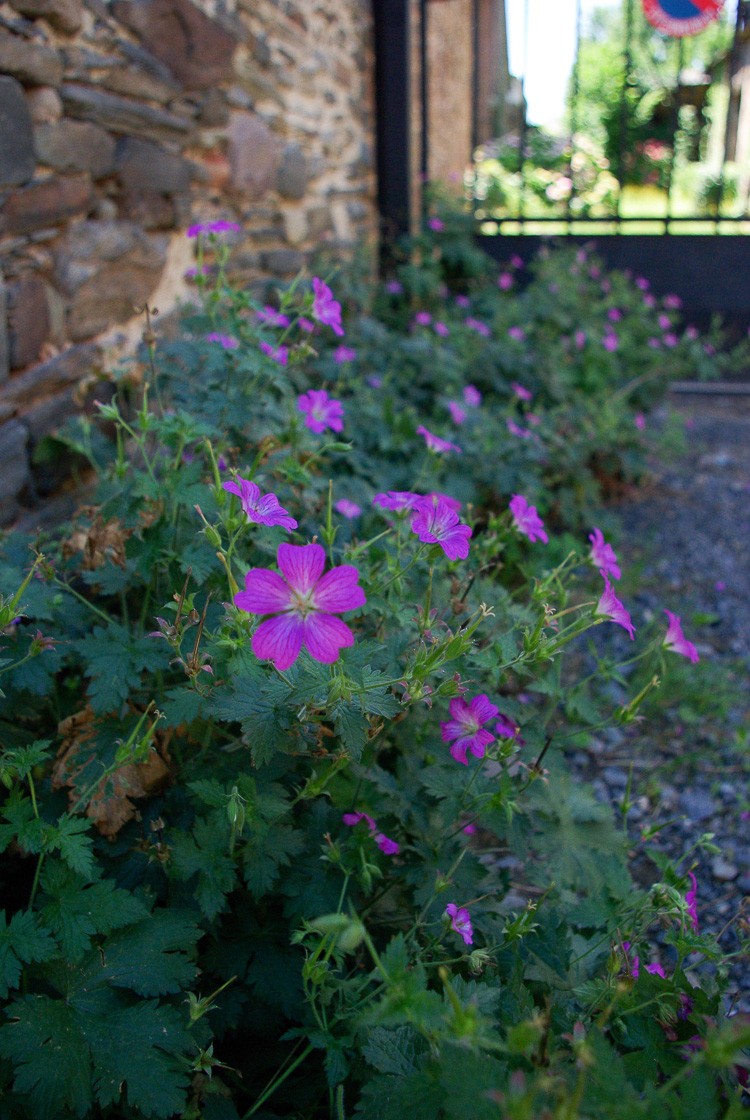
[0,224,744,1120]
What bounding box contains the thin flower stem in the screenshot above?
[378,544,427,592]
[242,1042,314,1119]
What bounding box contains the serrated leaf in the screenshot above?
[0,995,92,1119]
[0,911,56,998]
[169,816,237,921]
[85,999,192,1118]
[74,623,167,713]
[332,701,368,760]
[47,814,95,878]
[362,1026,420,1076]
[39,864,149,962]
[83,910,199,996]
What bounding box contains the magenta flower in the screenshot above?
[205,332,239,350]
[259,341,289,365]
[634,413,646,431]
[464,317,491,337]
[298,389,344,434]
[427,217,444,232]
[498,272,513,290]
[509,495,548,544]
[440,694,499,764]
[445,903,473,946]
[234,542,365,671]
[495,713,523,742]
[664,294,682,310]
[607,308,622,322]
[311,277,344,336]
[645,962,666,978]
[663,332,678,348]
[187,219,241,237]
[385,279,403,294]
[506,419,531,439]
[448,401,467,425]
[343,811,400,856]
[373,490,422,512]
[511,381,532,401]
[414,311,432,327]
[335,498,361,519]
[574,330,586,350]
[257,306,290,328]
[455,294,471,309]
[663,610,699,663]
[636,276,650,291]
[333,345,357,363]
[434,321,450,338]
[685,871,698,931]
[595,571,635,640]
[508,326,526,342]
[222,475,297,530]
[410,497,472,561]
[602,332,618,352]
[463,384,482,406]
[298,316,315,332]
[588,528,621,580]
[367,375,382,389]
[416,425,461,455]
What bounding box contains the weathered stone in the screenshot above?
[260,248,304,275]
[7,274,50,370]
[98,67,180,105]
[23,386,77,445]
[1,174,93,235]
[111,0,237,90]
[52,223,167,339]
[307,204,333,238]
[26,85,63,124]
[34,120,116,178]
[7,0,83,35]
[0,420,30,507]
[198,88,229,127]
[0,32,64,87]
[118,41,179,87]
[0,77,36,187]
[60,83,193,142]
[276,143,307,200]
[115,137,190,194]
[228,110,280,199]
[0,273,8,384]
[2,342,100,407]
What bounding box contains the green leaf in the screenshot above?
[39,864,149,962]
[85,998,192,1118]
[363,1026,421,1076]
[46,814,95,879]
[170,816,237,921]
[0,911,56,998]
[74,623,167,713]
[332,701,369,760]
[79,910,199,996]
[0,995,92,1119]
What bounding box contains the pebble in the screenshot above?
[680,790,716,822]
[711,858,739,882]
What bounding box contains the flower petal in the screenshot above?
[313,565,366,612]
[277,543,326,594]
[234,568,292,614]
[469,695,500,725]
[252,615,303,670]
[302,613,354,664]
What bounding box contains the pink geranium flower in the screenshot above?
[335,499,361,519]
[495,713,523,743]
[448,401,466,425]
[298,390,344,433]
[634,412,646,431]
[234,542,365,670]
[511,381,532,401]
[298,316,315,332]
[434,321,450,338]
[343,812,399,855]
[588,528,621,580]
[414,311,433,327]
[410,497,472,560]
[311,277,344,336]
[259,341,288,365]
[222,476,297,531]
[445,903,473,946]
[187,219,241,237]
[509,495,548,543]
[372,490,422,512]
[428,217,444,232]
[506,419,531,439]
[333,345,357,363]
[663,610,699,663]
[595,571,635,639]
[416,425,461,454]
[464,317,491,337]
[463,384,482,406]
[205,332,239,350]
[508,326,526,342]
[602,332,618,352]
[574,330,586,350]
[498,272,513,290]
[440,694,499,764]
[257,306,290,328]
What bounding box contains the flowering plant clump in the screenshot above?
[0,220,744,1120]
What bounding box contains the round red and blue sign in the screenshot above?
[642,0,724,37]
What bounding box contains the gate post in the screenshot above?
[373,0,413,262]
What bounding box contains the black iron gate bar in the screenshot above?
[501,0,750,233]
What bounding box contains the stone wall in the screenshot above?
[0,0,376,525]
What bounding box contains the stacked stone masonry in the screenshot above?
[0,0,377,524]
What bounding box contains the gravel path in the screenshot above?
[573,392,750,1010]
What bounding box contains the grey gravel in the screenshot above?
[572,394,750,1011]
